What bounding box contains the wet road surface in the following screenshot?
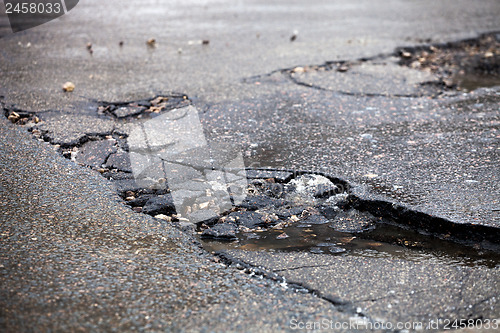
[1,0,500,331]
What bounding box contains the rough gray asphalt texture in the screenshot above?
[0,120,360,332]
[1,0,499,226]
[1,0,500,331]
[221,249,500,328]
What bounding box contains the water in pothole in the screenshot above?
[196,174,500,269]
[201,221,500,269]
[453,73,500,92]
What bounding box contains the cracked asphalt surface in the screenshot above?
[1,0,500,331]
[0,121,357,332]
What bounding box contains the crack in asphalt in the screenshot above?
[283,69,434,98]
[3,93,500,248]
[96,93,190,120]
[214,251,367,317]
[272,264,333,273]
[3,82,500,328]
[4,96,499,251]
[242,53,434,98]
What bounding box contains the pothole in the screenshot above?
[396,31,500,92]
[248,31,500,97]
[110,168,500,269]
[195,173,500,269]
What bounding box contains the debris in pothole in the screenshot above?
[285,174,340,203]
[142,194,176,216]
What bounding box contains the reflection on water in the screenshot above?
[202,222,500,269]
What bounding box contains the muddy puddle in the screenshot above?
[202,221,500,269]
[452,73,500,92]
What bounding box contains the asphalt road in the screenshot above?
[1,0,499,331]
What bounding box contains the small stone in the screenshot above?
[286,174,337,199]
[292,67,305,73]
[484,51,494,58]
[155,214,172,222]
[226,211,266,229]
[142,195,176,216]
[337,64,349,72]
[401,50,412,58]
[7,112,20,123]
[202,39,210,45]
[201,223,237,240]
[132,207,142,213]
[125,196,135,201]
[316,242,336,247]
[199,202,210,209]
[147,38,156,47]
[360,133,373,140]
[62,82,75,92]
[276,233,289,239]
